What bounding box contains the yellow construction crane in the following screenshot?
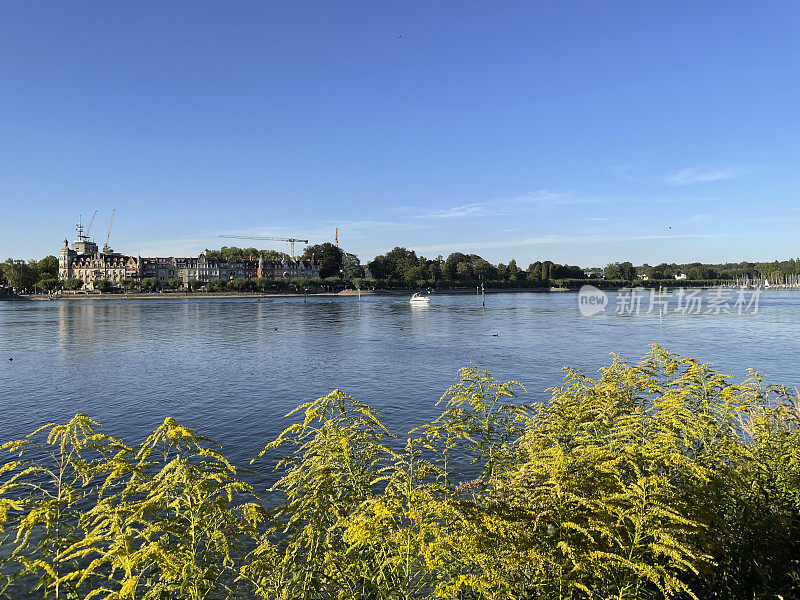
[218,234,309,261]
[335,227,339,247]
[103,209,116,253]
[85,210,98,238]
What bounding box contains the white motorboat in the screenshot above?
[409,292,430,304]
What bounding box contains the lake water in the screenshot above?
[1,290,799,474]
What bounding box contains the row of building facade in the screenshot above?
[58,234,320,290]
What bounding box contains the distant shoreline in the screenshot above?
[18,290,368,301]
[3,284,776,303]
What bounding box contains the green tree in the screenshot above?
[323,276,341,290]
[306,277,324,288]
[497,263,508,279]
[367,255,389,279]
[301,243,344,279]
[473,258,498,281]
[229,278,251,292]
[455,261,473,282]
[605,262,622,279]
[120,278,135,290]
[250,277,270,292]
[93,279,112,292]
[426,260,443,283]
[64,278,84,290]
[167,277,183,290]
[1,260,38,291]
[528,261,543,281]
[341,252,362,282]
[553,264,586,279]
[444,252,469,280]
[140,277,159,292]
[507,259,521,281]
[541,260,555,280]
[368,247,419,283]
[37,278,59,291]
[204,246,289,262]
[36,255,59,279]
[619,260,636,280]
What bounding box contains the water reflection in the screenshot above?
[3,292,800,473]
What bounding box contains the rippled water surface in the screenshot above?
[2,291,799,468]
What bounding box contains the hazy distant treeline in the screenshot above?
[4,246,800,292]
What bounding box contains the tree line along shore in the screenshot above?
[3,243,800,294]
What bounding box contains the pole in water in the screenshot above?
[304,288,308,303]
[482,283,485,307]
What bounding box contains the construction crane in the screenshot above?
[85,210,98,238]
[103,209,116,253]
[218,235,309,261]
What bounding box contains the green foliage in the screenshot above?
[605,261,637,281]
[64,278,84,291]
[228,278,251,292]
[94,279,113,293]
[367,250,588,289]
[37,278,60,291]
[207,279,228,292]
[120,278,136,291]
[322,277,341,289]
[140,278,159,292]
[301,243,343,279]
[249,277,269,292]
[204,246,289,262]
[167,277,182,290]
[340,252,362,282]
[77,418,262,600]
[1,260,39,291]
[0,415,131,599]
[1,348,799,599]
[37,256,59,279]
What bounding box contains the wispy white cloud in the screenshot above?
[631,233,717,241]
[320,219,418,231]
[410,233,718,254]
[607,163,636,181]
[407,190,591,221]
[667,166,743,185]
[425,203,493,218]
[128,188,722,261]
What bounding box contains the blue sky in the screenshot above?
[1,1,798,267]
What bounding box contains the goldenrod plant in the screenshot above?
[246,390,397,599]
[0,346,798,599]
[0,415,131,599]
[74,417,265,600]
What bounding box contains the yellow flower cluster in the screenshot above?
[1,346,799,599]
